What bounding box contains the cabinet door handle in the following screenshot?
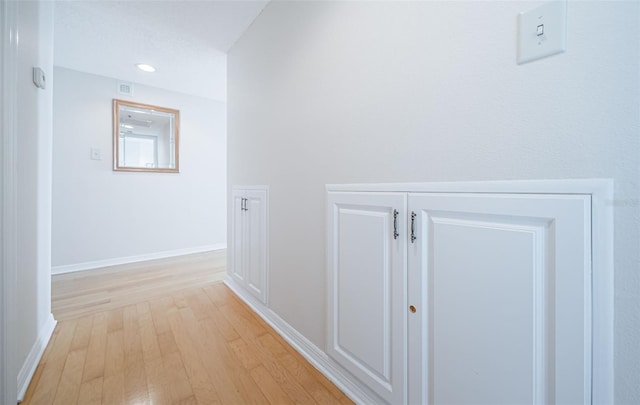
[410,212,417,243]
[244,198,249,211]
[241,198,247,211]
[393,209,399,240]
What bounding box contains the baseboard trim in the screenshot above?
[17,313,56,402]
[224,276,382,405]
[52,244,226,275]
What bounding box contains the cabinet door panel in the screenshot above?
[327,192,406,405]
[230,187,269,305]
[246,190,268,303]
[408,193,591,405]
[230,192,245,283]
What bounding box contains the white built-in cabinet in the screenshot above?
[327,187,595,404]
[230,186,268,304]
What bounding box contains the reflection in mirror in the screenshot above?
[113,99,180,172]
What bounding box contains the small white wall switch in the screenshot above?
[32,67,46,89]
[90,148,102,160]
[517,1,567,64]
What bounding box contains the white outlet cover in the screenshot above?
[517,1,567,64]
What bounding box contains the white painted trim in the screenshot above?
[327,179,614,403]
[589,180,614,404]
[224,276,384,405]
[52,244,226,275]
[231,184,270,192]
[1,0,19,403]
[327,178,612,195]
[17,314,56,402]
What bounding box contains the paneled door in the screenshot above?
[230,191,246,283]
[244,189,268,302]
[407,193,592,405]
[327,192,407,405]
[230,187,269,304]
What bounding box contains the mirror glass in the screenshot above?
[113,99,180,172]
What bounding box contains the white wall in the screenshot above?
[52,67,227,269]
[7,0,56,399]
[227,1,639,402]
[17,0,54,377]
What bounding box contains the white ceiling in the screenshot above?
[54,0,269,101]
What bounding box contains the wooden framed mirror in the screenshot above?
[113,99,180,173]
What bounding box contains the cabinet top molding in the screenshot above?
[232,185,270,191]
[326,178,612,195]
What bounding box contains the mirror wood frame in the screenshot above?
[113,99,180,173]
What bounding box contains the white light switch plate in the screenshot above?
[32,67,46,89]
[517,1,567,64]
[90,148,102,160]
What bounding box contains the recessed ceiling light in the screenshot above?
[136,63,156,73]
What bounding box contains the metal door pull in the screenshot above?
[411,212,417,243]
[393,209,399,239]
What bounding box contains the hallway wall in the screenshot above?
[10,0,56,399]
[227,1,640,402]
[52,68,227,271]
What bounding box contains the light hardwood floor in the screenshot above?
[23,252,352,405]
[52,250,228,320]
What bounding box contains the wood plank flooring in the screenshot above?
[23,252,352,404]
[52,250,227,320]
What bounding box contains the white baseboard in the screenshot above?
[224,276,382,405]
[52,244,227,275]
[17,313,57,402]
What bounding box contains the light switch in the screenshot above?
[32,67,46,89]
[517,1,567,64]
[90,148,102,160]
